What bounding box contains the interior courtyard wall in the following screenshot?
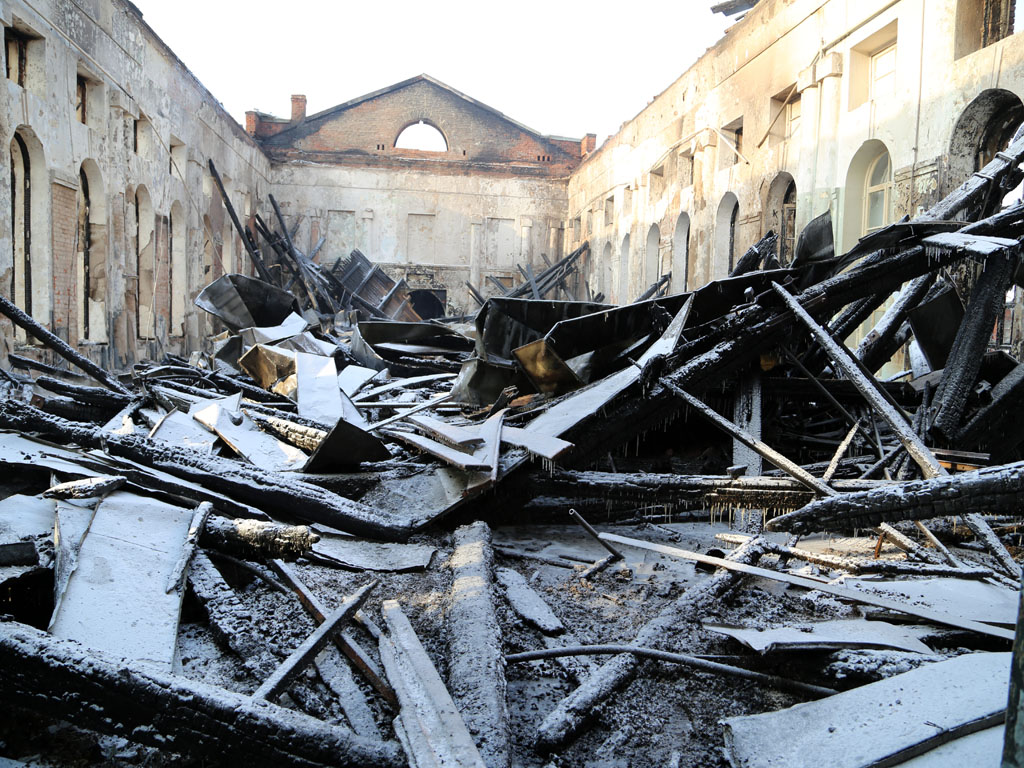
[0,0,269,369]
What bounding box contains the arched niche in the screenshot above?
[948,88,1024,189]
[9,125,48,332]
[671,213,690,292]
[715,192,739,275]
[78,158,108,342]
[764,172,797,265]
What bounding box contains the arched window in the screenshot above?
[645,224,661,290]
[672,213,690,292]
[843,140,893,252]
[765,173,797,265]
[134,186,155,340]
[863,151,893,236]
[170,201,186,336]
[394,120,448,152]
[716,193,739,275]
[78,160,107,342]
[948,88,1024,189]
[10,133,32,318]
[9,126,47,337]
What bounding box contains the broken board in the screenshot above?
[48,491,193,671]
[722,651,1010,768]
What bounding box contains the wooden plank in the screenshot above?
[379,600,486,768]
[499,425,573,460]
[600,533,1015,640]
[49,491,194,670]
[386,428,492,470]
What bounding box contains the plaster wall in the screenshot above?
[0,0,269,369]
[568,0,1024,328]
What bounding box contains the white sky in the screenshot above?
[130,0,732,145]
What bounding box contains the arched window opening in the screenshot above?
[863,152,892,236]
[170,201,186,336]
[618,234,630,304]
[9,126,47,339]
[77,162,107,342]
[409,289,446,320]
[844,141,900,371]
[645,223,661,290]
[715,193,739,275]
[394,120,448,152]
[10,133,31,318]
[948,89,1024,192]
[842,140,893,252]
[135,186,156,340]
[764,173,797,266]
[672,213,690,292]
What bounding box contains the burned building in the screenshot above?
[247,76,590,318]
[0,0,1022,363]
[2,1,1024,767]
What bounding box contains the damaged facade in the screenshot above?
[1,0,1022,360]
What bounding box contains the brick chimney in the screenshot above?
[245,110,257,135]
[581,133,597,155]
[291,94,307,123]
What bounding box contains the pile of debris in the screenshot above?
[1,132,1024,767]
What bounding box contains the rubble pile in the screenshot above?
[0,133,1023,767]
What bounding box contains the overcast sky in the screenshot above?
[130,1,733,144]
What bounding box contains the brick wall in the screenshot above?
[155,215,170,335]
[50,182,78,345]
[260,78,581,176]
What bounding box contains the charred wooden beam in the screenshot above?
[855,274,934,374]
[0,401,413,540]
[0,293,129,394]
[772,282,946,479]
[200,516,319,561]
[34,376,132,409]
[379,600,487,767]
[446,522,511,768]
[0,620,403,768]
[766,460,1024,535]
[208,160,274,283]
[931,250,1021,440]
[253,581,376,701]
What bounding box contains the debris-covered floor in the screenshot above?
[1,139,1024,767]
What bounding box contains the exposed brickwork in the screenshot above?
[258,77,582,178]
[154,215,170,333]
[50,182,78,345]
[290,94,306,123]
